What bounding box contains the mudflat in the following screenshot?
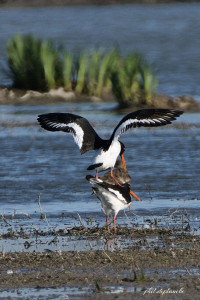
[1,227,200,299]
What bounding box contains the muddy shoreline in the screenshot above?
[1,248,200,298]
[0,87,200,112]
[0,0,200,8]
[0,226,200,298]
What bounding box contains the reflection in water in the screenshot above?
[106,237,118,251]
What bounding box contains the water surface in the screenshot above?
[0,103,199,218]
[0,4,200,97]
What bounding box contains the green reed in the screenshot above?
[41,41,57,90]
[109,52,157,107]
[7,34,45,90]
[95,49,119,97]
[74,51,89,94]
[88,49,103,96]
[139,62,158,105]
[63,51,73,90]
[7,34,158,106]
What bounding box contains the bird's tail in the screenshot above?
[86,175,103,185]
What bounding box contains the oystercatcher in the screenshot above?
[86,175,132,233]
[37,109,183,184]
[100,160,131,185]
[100,160,141,205]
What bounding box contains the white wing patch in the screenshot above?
[114,117,165,140]
[42,120,84,149]
[108,188,126,203]
[67,122,84,149]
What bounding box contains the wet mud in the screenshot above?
[0,227,200,299]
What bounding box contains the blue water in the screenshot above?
[0,102,199,259]
[0,4,200,258]
[0,103,199,216]
[0,3,200,98]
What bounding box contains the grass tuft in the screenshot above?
[7,34,158,106]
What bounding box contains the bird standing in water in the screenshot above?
[86,175,132,234]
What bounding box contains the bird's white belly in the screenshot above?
[96,190,129,216]
[93,140,121,172]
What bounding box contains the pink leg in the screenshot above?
[106,216,110,233]
[110,168,123,187]
[95,170,98,179]
[113,215,117,234]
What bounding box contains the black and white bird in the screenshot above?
[100,160,131,185]
[100,160,141,204]
[37,109,183,184]
[86,175,132,233]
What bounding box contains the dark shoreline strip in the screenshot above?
[0,0,200,8]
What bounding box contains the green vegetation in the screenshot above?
[40,41,63,90]
[7,34,157,107]
[63,51,73,90]
[7,35,45,90]
[110,52,158,107]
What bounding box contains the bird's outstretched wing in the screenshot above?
[37,113,103,154]
[111,109,183,141]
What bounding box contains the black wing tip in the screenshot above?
[164,109,184,121]
[37,114,47,125]
[173,110,184,116]
[37,113,50,123]
[37,112,65,119]
[37,112,70,129]
[37,115,45,126]
[165,109,183,116]
[139,108,184,115]
[138,108,184,120]
[37,114,42,121]
[37,113,60,132]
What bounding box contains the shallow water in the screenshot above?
[0,103,199,246]
[1,4,200,98]
[0,287,92,299]
[0,285,145,300]
[0,103,199,207]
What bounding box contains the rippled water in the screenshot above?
[0,103,199,219]
[0,4,200,98]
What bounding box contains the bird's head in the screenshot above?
[124,183,141,202]
[122,183,131,191]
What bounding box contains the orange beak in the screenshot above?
[120,153,127,171]
[130,190,141,201]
